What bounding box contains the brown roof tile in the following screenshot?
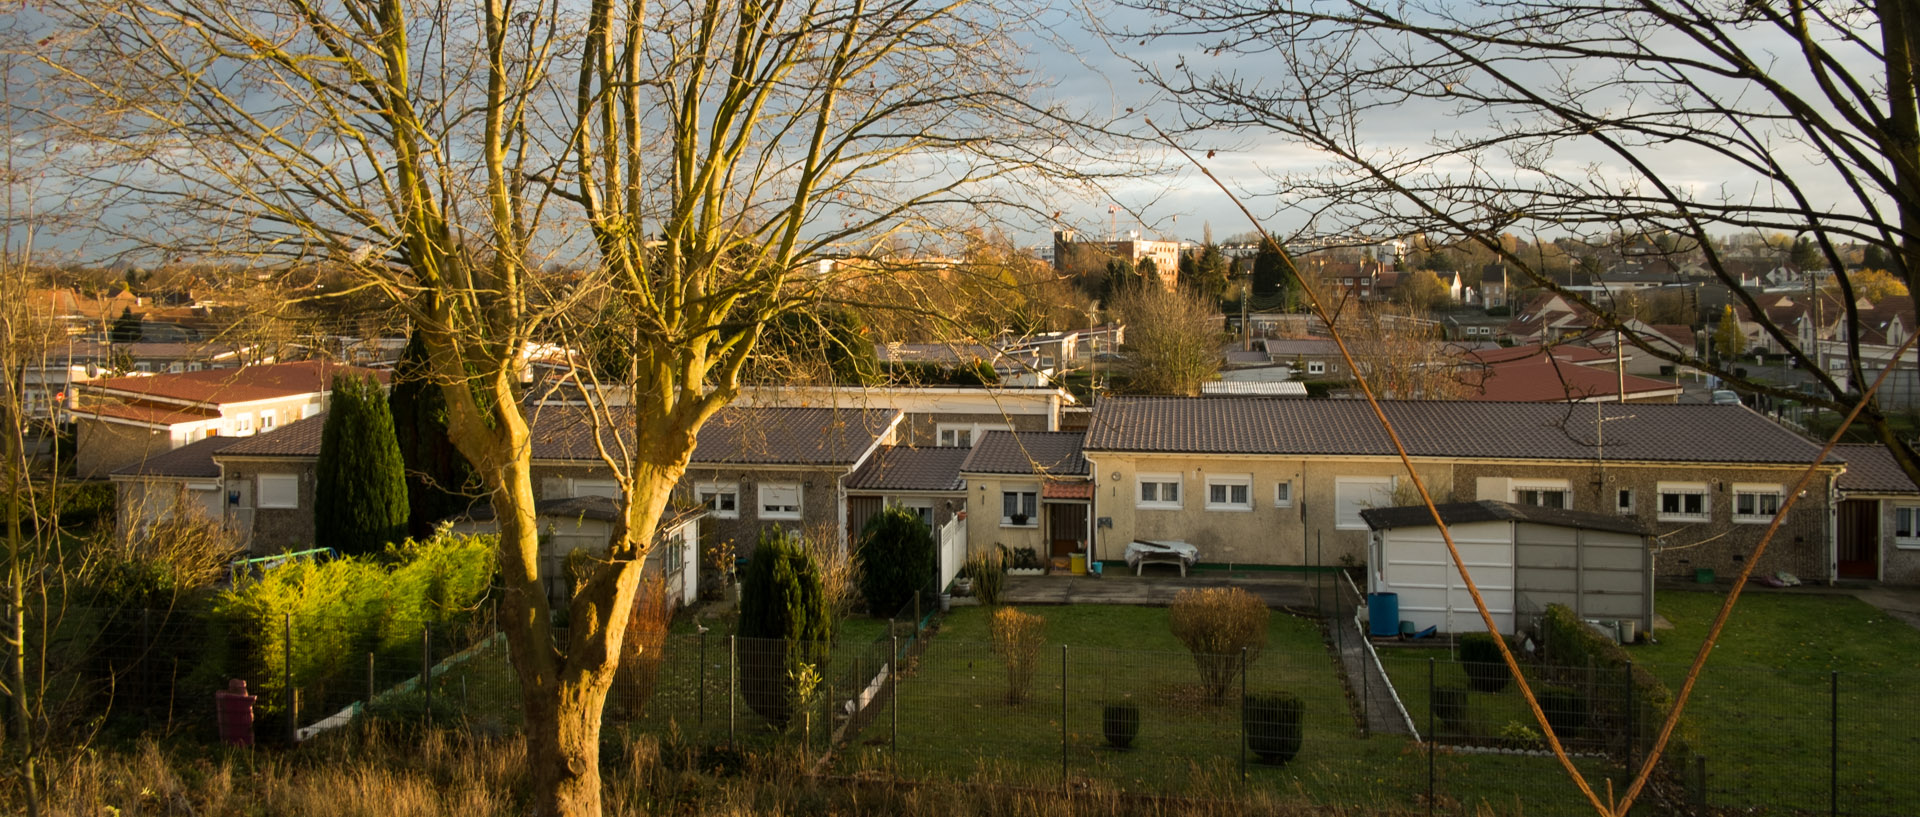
[112,435,246,478]
[1083,397,1834,465]
[845,447,969,491]
[218,413,329,458]
[83,360,384,406]
[1835,444,1920,495]
[960,430,1089,476]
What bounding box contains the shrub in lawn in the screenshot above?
[1242,691,1304,765]
[1102,702,1141,749]
[855,507,934,616]
[611,577,675,720]
[1432,685,1470,736]
[1499,720,1544,751]
[1168,587,1269,705]
[988,606,1045,704]
[1457,632,1512,693]
[966,549,1006,605]
[1541,685,1591,742]
[737,528,833,729]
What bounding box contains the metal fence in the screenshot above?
[18,596,1920,816]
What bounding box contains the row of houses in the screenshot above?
[101,365,1920,596]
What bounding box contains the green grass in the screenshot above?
[837,604,1642,815]
[1624,589,1920,814]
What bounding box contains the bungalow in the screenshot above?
[1832,443,1920,584]
[1080,397,1842,582]
[71,360,383,478]
[731,383,1073,448]
[959,430,1092,563]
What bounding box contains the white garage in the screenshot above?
[1361,501,1654,636]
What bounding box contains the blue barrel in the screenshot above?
[1367,592,1399,637]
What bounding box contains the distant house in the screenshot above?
[1833,444,1920,584]
[70,360,383,478]
[732,383,1074,448]
[451,496,704,608]
[959,430,1092,563]
[20,340,255,422]
[1459,346,1684,403]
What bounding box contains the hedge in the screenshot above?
[1537,604,1696,771]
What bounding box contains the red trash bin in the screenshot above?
[215,678,256,746]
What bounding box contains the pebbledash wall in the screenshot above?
[1082,453,1838,581]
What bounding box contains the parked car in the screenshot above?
[1710,389,1742,405]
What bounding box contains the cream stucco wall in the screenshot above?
[962,473,1052,556]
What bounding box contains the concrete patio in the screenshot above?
[995,569,1324,609]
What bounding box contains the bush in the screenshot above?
[1432,685,1469,736]
[965,549,1005,605]
[1457,632,1512,693]
[1537,603,1691,760]
[736,527,833,729]
[1169,587,1269,705]
[988,606,1045,704]
[855,507,934,616]
[1009,547,1043,571]
[1541,685,1591,743]
[1103,702,1140,749]
[611,577,675,720]
[1242,691,1303,765]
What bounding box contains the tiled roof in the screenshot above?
[1042,482,1094,499]
[1465,344,1610,366]
[74,402,223,426]
[960,430,1089,476]
[219,413,329,457]
[845,447,969,491]
[1835,444,1920,495]
[112,435,245,478]
[1360,500,1651,535]
[1463,358,1683,402]
[1083,397,1836,465]
[83,360,384,406]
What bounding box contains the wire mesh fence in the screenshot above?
[17,598,1920,815]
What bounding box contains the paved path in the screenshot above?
[1330,611,1417,737]
[998,571,1315,608]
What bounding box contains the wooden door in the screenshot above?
[1047,502,1087,558]
[1836,499,1879,580]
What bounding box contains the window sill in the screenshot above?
[761,513,802,521]
[1733,517,1781,525]
[999,521,1038,529]
[1205,505,1253,512]
[1894,540,1920,550]
[1657,515,1710,523]
[1135,503,1182,511]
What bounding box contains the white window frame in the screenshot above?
[695,481,740,519]
[259,409,277,431]
[1511,479,1572,510]
[1616,488,1635,515]
[1204,474,1254,511]
[1000,486,1038,527]
[1274,480,1293,508]
[893,498,936,528]
[1894,505,1920,547]
[1732,483,1785,524]
[1657,482,1711,522]
[759,482,803,520]
[1136,473,1183,510]
[1307,361,1327,375]
[936,425,973,448]
[234,413,253,436]
[257,474,299,509]
[1335,475,1395,530]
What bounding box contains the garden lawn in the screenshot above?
[1627,589,1920,815]
[840,604,1638,816]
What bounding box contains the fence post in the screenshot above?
[728,635,737,749]
[914,593,922,637]
[1362,625,1371,736]
[1625,660,1635,773]
[1693,754,1707,808]
[367,652,375,710]
[1427,657,1435,817]
[1830,670,1838,817]
[141,608,152,732]
[891,635,900,763]
[1239,646,1249,782]
[284,613,295,744]
[422,625,432,726]
[698,629,707,726]
[1060,644,1069,788]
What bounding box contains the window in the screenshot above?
[1000,488,1037,525]
[1307,361,1327,375]
[1895,506,1920,544]
[571,479,621,499]
[1335,476,1395,530]
[1657,482,1710,521]
[695,482,739,519]
[1205,474,1253,511]
[259,410,277,431]
[234,414,253,435]
[1512,479,1571,510]
[1732,484,1784,523]
[1274,480,1293,508]
[759,483,802,520]
[895,499,935,528]
[1136,473,1183,510]
[1616,488,1635,514]
[937,426,973,448]
[257,474,299,509]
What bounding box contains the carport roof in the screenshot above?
[1360,500,1652,535]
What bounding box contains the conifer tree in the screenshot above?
[315,373,409,556]
[736,527,833,728]
[388,333,477,538]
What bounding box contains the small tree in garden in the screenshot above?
[1169,587,1270,704]
[610,577,675,720]
[989,606,1046,704]
[856,507,934,616]
[736,528,833,729]
[315,374,409,557]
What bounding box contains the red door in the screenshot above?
[1836,500,1879,580]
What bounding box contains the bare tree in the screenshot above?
[1115,0,1920,482]
[1337,305,1473,400]
[29,0,1112,812]
[1111,283,1223,395]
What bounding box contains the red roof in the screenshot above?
[1465,357,1682,402]
[82,360,384,406]
[1466,344,1611,366]
[75,402,222,426]
[1042,482,1094,500]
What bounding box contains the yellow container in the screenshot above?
[1070,552,1088,575]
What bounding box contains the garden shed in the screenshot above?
[1360,500,1653,636]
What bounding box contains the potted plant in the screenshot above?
[1103,702,1140,749]
[1243,691,1304,766]
[1006,546,1046,576]
[1009,511,1029,526]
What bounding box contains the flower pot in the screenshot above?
[1103,703,1140,750]
[953,577,973,596]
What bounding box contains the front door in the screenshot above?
[1836,499,1879,580]
[1046,502,1087,559]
